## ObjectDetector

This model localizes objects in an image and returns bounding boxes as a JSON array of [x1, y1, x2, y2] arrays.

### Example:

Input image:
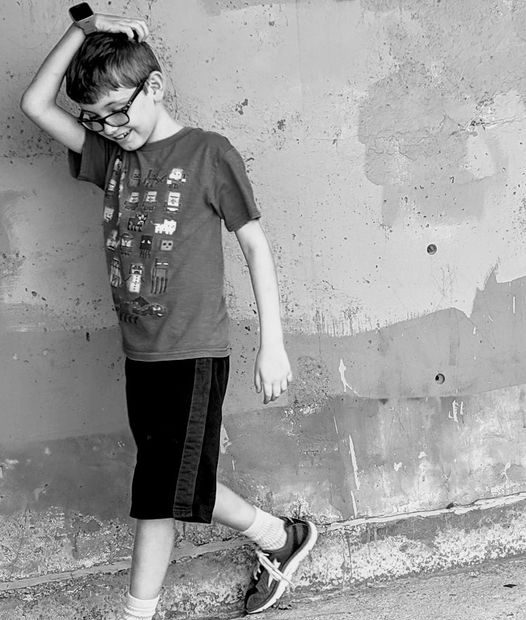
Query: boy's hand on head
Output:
[[254, 345, 293, 405], [90, 14, 149, 41]]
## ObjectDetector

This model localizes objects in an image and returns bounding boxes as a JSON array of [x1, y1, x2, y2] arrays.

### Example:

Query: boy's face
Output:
[[79, 75, 162, 150]]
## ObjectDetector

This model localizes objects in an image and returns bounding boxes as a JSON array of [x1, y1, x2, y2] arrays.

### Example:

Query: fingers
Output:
[[262, 375, 293, 405], [254, 353, 293, 404], [123, 20, 148, 42], [264, 383, 281, 404], [95, 15, 149, 42], [133, 19, 149, 41], [262, 382, 273, 405]]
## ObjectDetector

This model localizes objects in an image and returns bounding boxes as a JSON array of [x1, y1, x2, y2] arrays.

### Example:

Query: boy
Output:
[[20, 6, 317, 620]]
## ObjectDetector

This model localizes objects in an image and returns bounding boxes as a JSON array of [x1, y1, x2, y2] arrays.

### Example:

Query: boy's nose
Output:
[[103, 123, 121, 138]]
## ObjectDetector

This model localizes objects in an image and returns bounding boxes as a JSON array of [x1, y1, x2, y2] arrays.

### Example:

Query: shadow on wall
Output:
[[340, 270, 526, 398]]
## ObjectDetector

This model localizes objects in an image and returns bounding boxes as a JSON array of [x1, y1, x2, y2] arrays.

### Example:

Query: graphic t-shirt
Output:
[[69, 127, 261, 361]]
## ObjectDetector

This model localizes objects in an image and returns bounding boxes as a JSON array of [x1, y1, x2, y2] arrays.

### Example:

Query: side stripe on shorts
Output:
[[172, 358, 213, 518]]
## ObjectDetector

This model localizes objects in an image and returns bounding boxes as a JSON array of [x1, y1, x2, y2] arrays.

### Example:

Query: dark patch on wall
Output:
[[335, 270, 526, 398], [221, 394, 383, 520], [222, 386, 526, 520], [235, 98, 249, 115], [0, 433, 134, 520], [0, 328, 126, 443], [221, 401, 340, 514]]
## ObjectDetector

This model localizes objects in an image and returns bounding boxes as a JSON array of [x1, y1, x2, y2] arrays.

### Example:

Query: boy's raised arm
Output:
[[20, 15, 149, 154], [21, 24, 87, 154]]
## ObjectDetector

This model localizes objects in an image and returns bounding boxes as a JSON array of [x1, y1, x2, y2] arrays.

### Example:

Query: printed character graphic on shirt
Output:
[[143, 190, 158, 213], [151, 258, 169, 295], [103, 200, 115, 223], [127, 263, 144, 294], [164, 191, 181, 216], [118, 296, 167, 323], [110, 256, 123, 288], [167, 167, 186, 186], [129, 168, 141, 187], [106, 157, 122, 194], [106, 229, 119, 251], [140, 235, 153, 258], [128, 212, 147, 232], [119, 232, 134, 255], [107, 177, 117, 194], [154, 219, 177, 235], [124, 191, 140, 210], [159, 238, 174, 252]]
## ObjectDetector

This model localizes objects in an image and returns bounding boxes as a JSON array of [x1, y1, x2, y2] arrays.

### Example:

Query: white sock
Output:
[[241, 507, 287, 551], [122, 592, 160, 620]]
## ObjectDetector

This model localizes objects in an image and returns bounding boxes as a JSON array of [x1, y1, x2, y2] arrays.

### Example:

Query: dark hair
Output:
[[66, 33, 161, 104]]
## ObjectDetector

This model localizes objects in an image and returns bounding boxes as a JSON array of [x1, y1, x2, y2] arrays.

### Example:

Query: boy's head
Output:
[[66, 32, 161, 104], [66, 33, 167, 150]]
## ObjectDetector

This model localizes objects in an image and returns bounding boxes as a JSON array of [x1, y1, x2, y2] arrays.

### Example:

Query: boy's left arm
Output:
[[235, 219, 293, 404]]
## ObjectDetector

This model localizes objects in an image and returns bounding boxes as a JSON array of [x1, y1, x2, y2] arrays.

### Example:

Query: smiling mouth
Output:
[[114, 130, 131, 141]]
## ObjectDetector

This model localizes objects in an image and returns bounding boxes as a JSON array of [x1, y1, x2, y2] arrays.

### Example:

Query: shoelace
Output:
[[254, 549, 293, 585]]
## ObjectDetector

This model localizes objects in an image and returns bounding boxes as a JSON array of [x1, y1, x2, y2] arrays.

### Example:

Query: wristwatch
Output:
[[69, 3, 96, 35]]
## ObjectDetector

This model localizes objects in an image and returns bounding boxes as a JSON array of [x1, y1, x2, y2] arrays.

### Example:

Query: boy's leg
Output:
[[213, 482, 288, 549], [212, 482, 256, 530], [129, 518, 176, 599], [120, 518, 176, 620]]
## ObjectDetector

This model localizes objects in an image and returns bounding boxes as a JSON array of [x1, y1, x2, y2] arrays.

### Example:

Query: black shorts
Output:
[[125, 356, 229, 523]]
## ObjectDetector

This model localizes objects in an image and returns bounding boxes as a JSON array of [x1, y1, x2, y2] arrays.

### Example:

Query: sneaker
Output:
[[244, 517, 318, 614]]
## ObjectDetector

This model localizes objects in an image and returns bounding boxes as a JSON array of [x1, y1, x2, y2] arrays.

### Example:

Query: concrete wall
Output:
[[2, 0, 526, 583]]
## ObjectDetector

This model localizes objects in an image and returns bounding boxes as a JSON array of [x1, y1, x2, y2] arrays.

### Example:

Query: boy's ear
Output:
[[146, 71, 164, 102]]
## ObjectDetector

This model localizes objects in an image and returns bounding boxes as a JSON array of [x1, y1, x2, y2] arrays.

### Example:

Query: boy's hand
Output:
[[90, 14, 149, 41], [254, 345, 293, 405]]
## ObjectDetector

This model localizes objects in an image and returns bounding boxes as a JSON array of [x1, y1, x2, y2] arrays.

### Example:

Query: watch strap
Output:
[[76, 15, 97, 35]]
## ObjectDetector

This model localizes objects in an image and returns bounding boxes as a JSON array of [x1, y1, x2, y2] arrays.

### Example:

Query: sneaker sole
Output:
[[246, 521, 318, 614]]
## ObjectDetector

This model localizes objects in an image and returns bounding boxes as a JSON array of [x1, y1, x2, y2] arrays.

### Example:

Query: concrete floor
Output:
[[219, 554, 526, 620]]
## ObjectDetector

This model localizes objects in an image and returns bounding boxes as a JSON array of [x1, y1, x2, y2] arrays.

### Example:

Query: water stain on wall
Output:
[[358, 63, 498, 227], [337, 269, 526, 398], [0, 191, 26, 280], [358, 0, 526, 228]]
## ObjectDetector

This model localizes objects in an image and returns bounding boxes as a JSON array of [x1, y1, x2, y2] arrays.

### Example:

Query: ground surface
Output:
[[217, 554, 526, 620]]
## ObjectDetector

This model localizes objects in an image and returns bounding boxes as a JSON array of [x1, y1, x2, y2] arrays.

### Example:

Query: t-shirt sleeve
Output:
[[211, 146, 261, 232], [68, 131, 117, 191]]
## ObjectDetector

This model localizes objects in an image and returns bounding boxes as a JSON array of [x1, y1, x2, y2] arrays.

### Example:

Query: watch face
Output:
[[69, 2, 93, 21]]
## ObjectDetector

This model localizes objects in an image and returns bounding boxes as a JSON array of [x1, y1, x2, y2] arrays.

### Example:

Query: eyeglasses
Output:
[[78, 79, 147, 132]]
